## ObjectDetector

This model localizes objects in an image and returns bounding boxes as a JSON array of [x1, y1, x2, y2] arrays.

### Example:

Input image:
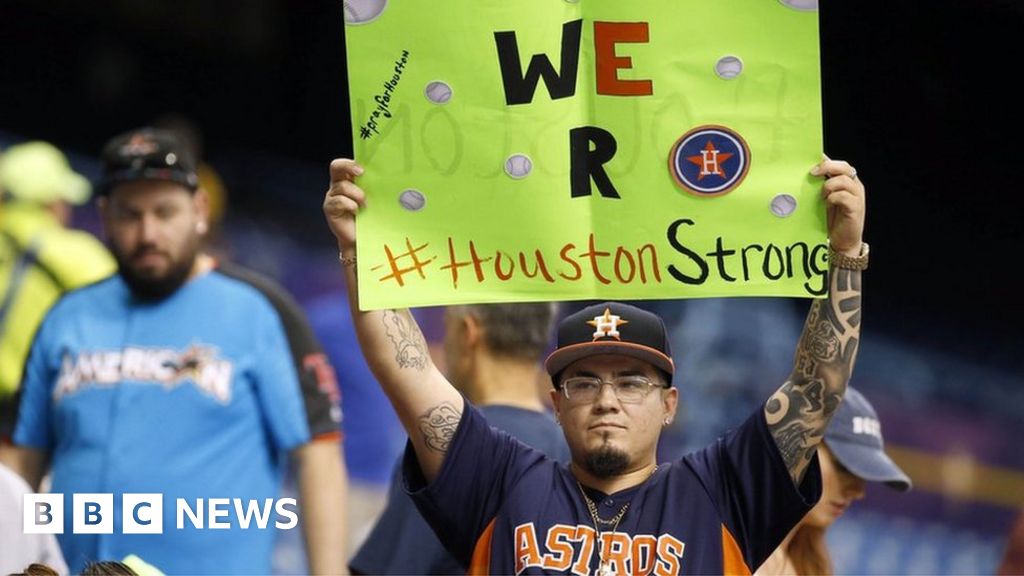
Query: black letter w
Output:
[[494, 19, 583, 106]]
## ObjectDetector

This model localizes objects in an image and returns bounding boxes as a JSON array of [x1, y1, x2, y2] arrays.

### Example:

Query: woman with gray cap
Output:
[[757, 387, 911, 575]]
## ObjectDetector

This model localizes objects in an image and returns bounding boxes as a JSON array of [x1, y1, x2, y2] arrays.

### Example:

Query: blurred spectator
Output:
[[349, 302, 568, 575], [302, 290, 407, 555], [757, 387, 911, 575], [0, 461, 67, 574], [998, 510, 1024, 575], [9, 563, 60, 576], [80, 560, 138, 576], [152, 114, 229, 247], [0, 141, 115, 443], [656, 298, 800, 459], [1, 128, 346, 574]]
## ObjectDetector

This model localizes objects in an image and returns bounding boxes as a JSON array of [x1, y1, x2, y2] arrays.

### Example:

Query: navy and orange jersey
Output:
[[405, 403, 821, 575], [352, 405, 569, 575]]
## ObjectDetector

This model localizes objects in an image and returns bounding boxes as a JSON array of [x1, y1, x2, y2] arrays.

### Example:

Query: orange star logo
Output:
[[119, 134, 158, 157], [686, 140, 733, 180], [587, 308, 628, 340]]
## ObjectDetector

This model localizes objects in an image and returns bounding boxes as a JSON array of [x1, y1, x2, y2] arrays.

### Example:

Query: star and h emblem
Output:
[[687, 140, 733, 180], [588, 308, 628, 340], [668, 125, 750, 197]]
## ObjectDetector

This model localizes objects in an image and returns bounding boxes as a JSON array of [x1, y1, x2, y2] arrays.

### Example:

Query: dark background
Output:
[[1, 0, 1021, 369]]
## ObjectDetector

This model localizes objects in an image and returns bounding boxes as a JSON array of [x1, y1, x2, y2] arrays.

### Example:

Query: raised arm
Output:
[[295, 441, 349, 575], [322, 159, 463, 482], [766, 157, 866, 485]]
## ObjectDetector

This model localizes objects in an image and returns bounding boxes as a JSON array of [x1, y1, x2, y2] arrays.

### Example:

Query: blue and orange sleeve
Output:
[[405, 403, 548, 569], [685, 407, 822, 571]]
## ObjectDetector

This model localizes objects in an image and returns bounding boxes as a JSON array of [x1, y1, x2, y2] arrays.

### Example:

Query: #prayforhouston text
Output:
[[360, 50, 410, 139]]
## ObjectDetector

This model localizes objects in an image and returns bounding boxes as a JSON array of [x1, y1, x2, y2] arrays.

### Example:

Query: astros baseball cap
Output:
[[98, 128, 199, 195], [545, 302, 675, 382], [825, 387, 911, 492], [0, 141, 92, 205]]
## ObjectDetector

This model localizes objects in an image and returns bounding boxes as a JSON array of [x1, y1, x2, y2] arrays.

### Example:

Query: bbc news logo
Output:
[[24, 494, 298, 534]]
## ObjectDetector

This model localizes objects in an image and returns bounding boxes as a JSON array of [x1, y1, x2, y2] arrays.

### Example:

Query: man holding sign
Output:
[[324, 154, 866, 574]]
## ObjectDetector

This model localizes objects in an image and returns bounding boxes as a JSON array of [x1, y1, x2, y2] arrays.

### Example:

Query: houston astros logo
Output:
[[668, 125, 751, 197], [588, 308, 628, 340]]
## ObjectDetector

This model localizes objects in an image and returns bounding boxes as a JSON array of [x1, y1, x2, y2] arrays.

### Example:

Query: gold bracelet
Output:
[[828, 242, 869, 271], [338, 252, 357, 267]]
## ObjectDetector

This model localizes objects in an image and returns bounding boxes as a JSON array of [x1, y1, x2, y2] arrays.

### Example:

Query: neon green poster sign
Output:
[[344, 0, 825, 310]]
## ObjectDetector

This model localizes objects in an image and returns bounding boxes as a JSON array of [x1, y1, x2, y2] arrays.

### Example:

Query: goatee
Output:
[[583, 446, 630, 478]]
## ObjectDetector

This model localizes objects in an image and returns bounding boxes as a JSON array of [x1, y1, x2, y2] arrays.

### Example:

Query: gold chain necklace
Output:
[[575, 466, 658, 576], [578, 483, 631, 526], [577, 483, 627, 576]]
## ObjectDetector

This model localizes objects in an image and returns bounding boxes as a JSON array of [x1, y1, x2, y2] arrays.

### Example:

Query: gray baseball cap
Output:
[[825, 387, 912, 492]]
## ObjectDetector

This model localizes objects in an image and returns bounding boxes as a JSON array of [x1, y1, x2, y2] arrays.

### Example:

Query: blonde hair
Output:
[[787, 523, 832, 576]]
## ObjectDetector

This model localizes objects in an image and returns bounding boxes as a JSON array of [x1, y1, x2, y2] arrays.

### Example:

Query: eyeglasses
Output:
[[559, 375, 668, 405]]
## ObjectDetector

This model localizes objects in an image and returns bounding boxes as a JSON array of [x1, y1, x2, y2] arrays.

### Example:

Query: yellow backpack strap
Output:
[[121, 555, 165, 576]]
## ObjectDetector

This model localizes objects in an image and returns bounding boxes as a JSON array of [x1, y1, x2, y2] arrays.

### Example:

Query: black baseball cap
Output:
[[98, 128, 199, 195], [825, 387, 912, 492], [545, 302, 675, 383]]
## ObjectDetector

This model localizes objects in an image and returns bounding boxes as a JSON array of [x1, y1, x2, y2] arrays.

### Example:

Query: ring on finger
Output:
[[849, 168, 858, 180]]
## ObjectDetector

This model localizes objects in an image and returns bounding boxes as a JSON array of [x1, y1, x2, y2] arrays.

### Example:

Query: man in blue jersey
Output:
[[350, 302, 569, 574], [324, 155, 868, 574], [2, 128, 348, 574]]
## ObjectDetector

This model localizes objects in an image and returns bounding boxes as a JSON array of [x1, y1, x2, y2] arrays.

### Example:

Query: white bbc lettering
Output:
[[234, 498, 273, 529], [23, 494, 297, 533], [23, 494, 63, 534], [122, 494, 163, 534], [175, 498, 299, 530], [73, 493, 113, 534], [208, 498, 232, 529], [275, 499, 299, 529], [177, 498, 204, 529]]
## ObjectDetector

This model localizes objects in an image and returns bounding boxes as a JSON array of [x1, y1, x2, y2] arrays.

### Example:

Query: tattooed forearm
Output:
[[765, 379, 841, 483], [418, 402, 462, 454], [381, 310, 429, 371], [767, 266, 862, 484]]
